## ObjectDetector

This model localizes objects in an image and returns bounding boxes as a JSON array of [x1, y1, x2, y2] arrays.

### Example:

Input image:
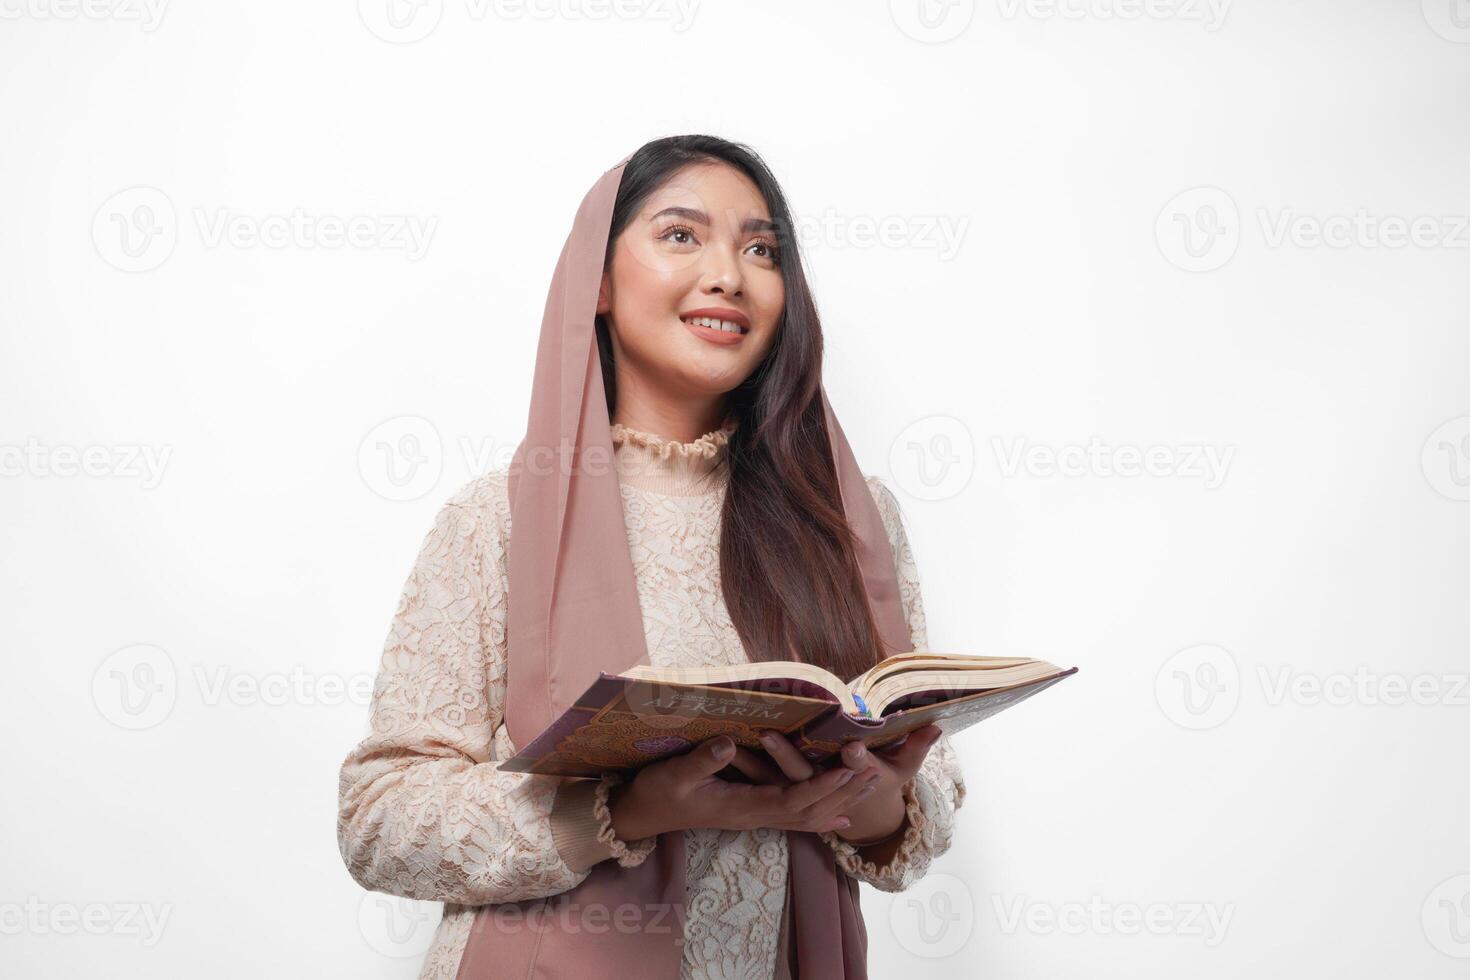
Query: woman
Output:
[[337, 135, 966, 979]]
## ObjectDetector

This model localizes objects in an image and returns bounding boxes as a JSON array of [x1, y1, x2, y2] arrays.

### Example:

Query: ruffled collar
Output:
[[608, 416, 737, 496]]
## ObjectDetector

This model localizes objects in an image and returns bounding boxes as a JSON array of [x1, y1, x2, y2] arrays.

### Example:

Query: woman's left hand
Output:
[[725, 724, 944, 845]]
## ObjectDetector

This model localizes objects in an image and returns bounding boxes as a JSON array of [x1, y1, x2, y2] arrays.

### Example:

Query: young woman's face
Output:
[[597, 161, 785, 402]]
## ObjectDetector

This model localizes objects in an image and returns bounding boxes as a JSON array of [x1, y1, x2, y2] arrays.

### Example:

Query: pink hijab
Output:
[[454, 150, 914, 979]]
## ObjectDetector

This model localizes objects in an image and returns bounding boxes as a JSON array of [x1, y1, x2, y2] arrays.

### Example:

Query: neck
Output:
[[607, 384, 730, 446], [609, 415, 738, 496]]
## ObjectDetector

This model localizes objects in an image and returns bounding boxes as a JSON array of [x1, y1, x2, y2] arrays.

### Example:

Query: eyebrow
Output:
[[648, 206, 777, 235]]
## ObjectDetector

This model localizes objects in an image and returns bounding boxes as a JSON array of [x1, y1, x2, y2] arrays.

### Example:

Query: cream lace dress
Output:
[[337, 418, 967, 980]]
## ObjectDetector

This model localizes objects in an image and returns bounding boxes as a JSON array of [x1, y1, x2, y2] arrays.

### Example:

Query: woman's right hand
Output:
[[607, 735, 881, 840]]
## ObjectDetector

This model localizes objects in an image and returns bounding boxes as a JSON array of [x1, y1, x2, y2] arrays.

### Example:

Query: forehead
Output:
[[639, 162, 771, 225]]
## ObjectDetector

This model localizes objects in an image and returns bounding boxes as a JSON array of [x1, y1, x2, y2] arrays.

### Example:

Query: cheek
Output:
[[756, 282, 785, 332], [612, 264, 684, 332]]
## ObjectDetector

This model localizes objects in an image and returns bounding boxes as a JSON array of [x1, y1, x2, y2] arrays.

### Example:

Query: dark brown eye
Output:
[[658, 224, 698, 246], [749, 239, 779, 260]]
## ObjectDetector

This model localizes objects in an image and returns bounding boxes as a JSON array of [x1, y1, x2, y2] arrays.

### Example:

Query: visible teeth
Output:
[[685, 316, 743, 334]]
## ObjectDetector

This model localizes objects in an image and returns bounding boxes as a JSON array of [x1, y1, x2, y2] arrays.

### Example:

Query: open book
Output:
[[498, 653, 1078, 778]]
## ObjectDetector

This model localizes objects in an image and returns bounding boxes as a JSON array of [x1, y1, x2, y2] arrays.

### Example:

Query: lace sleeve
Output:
[[817, 476, 968, 892], [549, 772, 658, 872], [335, 474, 651, 904]]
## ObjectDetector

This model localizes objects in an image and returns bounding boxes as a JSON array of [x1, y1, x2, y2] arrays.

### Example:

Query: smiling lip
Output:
[[680, 308, 751, 331], [679, 308, 750, 348], [682, 316, 746, 347]]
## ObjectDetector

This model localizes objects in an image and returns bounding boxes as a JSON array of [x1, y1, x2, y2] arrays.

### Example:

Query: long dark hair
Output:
[[595, 135, 891, 682]]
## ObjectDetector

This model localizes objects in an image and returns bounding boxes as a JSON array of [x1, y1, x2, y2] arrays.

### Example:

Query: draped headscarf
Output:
[[454, 150, 914, 979]]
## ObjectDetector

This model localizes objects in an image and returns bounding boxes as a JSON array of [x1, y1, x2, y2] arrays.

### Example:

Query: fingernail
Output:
[[851, 744, 866, 759], [863, 770, 881, 785], [714, 738, 733, 758], [858, 784, 876, 798], [759, 732, 777, 747], [835, 817, 850, 829], [837, 769, 855, 786]]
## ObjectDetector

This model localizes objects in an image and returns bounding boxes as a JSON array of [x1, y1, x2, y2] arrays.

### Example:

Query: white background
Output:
[[3, 0, 1468, 976]]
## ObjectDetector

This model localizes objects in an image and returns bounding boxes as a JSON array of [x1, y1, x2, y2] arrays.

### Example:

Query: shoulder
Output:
[[860, 472, 907, 542], [861, 472, 899, 512], [430, 467, 513, 553], [442, 466, 512, 513]]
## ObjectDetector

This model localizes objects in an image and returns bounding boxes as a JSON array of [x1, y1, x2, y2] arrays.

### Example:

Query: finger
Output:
[[837, 739, 876, 772], [870, 723, 938, 757], [759, 731, 817, 782], [675, 735, 737, 781], [838, 741, 901, 786], [804, 766, 883, 826], [778, 763, 860, 813], [877, 725, 942, 776], [725, 745, 789, 785]]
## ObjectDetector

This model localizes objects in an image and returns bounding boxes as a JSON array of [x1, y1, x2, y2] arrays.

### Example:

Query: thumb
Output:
[[677, 735, 736, 780], [884, 725, 942, 775]]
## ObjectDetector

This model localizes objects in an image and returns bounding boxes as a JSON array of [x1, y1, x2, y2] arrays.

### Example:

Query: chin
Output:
[[675, 362, 750, 394]]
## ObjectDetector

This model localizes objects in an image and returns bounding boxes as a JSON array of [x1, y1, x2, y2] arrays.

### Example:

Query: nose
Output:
[[697, 242, 743, 296]]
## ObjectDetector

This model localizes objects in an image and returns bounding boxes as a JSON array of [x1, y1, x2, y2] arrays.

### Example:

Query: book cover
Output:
[[497, 667, 1078, 777]]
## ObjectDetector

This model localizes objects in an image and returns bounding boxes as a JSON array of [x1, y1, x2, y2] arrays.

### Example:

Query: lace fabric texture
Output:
[[336, 425, 966, 980]]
